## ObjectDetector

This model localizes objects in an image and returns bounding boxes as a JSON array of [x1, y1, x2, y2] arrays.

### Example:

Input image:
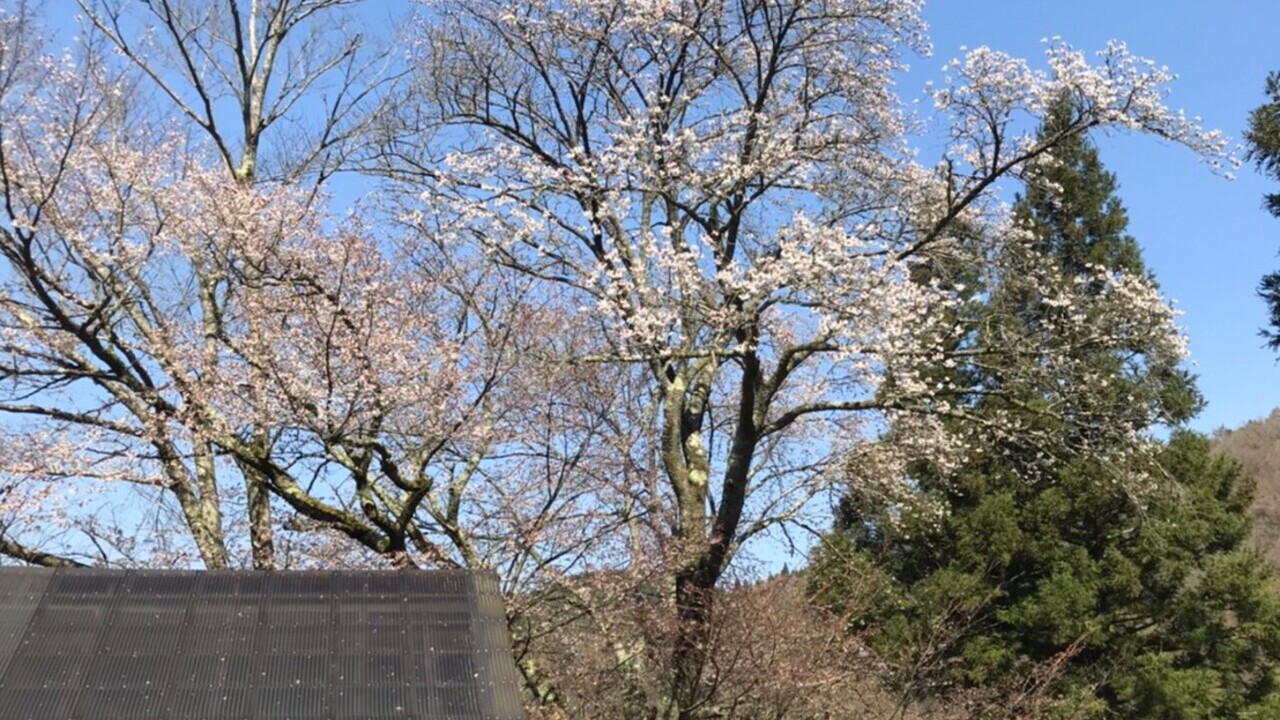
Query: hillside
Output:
[[1214, 409, 1280, 565]]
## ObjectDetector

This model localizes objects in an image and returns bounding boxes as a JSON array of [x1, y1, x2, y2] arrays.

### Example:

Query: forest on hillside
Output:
[[2, 1, 1280, 718], [1215, 411, 1280, 567]]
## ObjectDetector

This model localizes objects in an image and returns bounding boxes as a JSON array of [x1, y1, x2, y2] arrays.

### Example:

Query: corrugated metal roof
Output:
[[0, 568, 524, 720]]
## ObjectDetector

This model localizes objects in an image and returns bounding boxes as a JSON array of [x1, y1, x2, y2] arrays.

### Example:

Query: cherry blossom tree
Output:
[[69, 0, 416, 566], [401, 0, 1230, 715], [0, 1, 590, 578], [0, 12, 650, 720], [0, 47, 649, 720]]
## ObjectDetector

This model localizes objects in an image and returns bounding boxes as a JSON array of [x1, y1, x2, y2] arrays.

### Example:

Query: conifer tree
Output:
[[1248, 72, 1280, 348], [811, 97, 1280, 720]]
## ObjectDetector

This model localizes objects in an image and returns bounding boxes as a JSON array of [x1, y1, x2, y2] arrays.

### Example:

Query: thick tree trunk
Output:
[[669, 568, 714, 720], [666, 354, 763, 719]]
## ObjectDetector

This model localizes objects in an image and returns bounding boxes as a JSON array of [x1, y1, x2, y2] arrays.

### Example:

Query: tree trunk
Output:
[[666, 355, 763, 719], [245, 472, 276, 570]]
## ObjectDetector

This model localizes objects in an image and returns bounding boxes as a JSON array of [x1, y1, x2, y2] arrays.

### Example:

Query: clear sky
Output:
[[919, 1, 1280, 433]]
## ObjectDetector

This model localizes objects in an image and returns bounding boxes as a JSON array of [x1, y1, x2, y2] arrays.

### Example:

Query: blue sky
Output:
[[920, 1, 1280, 433]]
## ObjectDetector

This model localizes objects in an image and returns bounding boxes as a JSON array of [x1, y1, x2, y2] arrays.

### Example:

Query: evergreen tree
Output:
[[1013, 107, 1144, 278], [1247, 72, 1280, 348], [992, 97, 1201, 435], [810, 98, 1280, 720]]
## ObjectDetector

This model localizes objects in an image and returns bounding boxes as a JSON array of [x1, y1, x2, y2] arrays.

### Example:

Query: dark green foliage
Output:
[[1247, 72, 1280, 349], [997, 96, 1201, 429], [811, 99, 1280, 719], [1013, 100, 1145, 279], [814, 433, 1280, 718], [1247, 72, 1280, 220]]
